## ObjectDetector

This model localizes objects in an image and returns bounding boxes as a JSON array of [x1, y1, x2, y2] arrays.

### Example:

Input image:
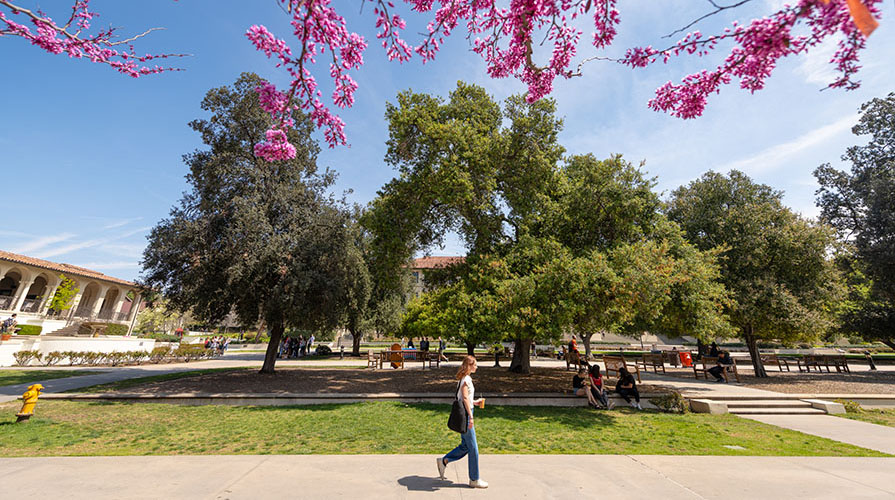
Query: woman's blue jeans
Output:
[[443, 425, 479, 481]]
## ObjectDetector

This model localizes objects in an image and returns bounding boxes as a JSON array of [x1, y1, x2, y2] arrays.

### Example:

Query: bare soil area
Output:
[[102, 366, 669, 395], [737, 369, 895, 394]]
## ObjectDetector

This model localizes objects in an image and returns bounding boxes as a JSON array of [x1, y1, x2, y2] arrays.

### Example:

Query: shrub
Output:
[[42, 351, 64, 366], [105, 324, 128, 336], [16, 325, 42, 336], [13, 350, 41, 366], [82, 352, 102, 365], [650, 391, 690, 414], [173, 345, 206, 362], [105, 351, 127, 366], [149, 346, 171, 363], [835, 399, 863, 414], [62, 351, 82, 365]]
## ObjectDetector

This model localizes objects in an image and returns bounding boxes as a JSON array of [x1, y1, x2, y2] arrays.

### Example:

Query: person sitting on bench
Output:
[[588, 365, 614, 409], [708, 350, 733, 383], [615, 367, 642, 410], [572, 368, 601, 409]]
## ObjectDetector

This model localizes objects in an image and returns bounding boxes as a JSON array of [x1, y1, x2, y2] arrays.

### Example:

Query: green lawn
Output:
[[0, 400, 887, 457], [67, 368, 252, 393], [0, 370, 101, 387], [839, 409, 895, 428]]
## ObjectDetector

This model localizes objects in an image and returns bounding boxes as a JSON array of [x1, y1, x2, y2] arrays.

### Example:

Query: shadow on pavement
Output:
[[397, 475, 467, 492]]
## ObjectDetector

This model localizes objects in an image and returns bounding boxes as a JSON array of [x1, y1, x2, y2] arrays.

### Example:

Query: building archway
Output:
[[0, 270, 23, 310], [75, 282, 101, 318], [98, 287, 120, 319], [21, 274, 50, 313]]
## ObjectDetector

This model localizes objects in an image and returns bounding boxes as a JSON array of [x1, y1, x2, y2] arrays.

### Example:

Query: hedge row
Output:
[[12, 345, 219, 367]]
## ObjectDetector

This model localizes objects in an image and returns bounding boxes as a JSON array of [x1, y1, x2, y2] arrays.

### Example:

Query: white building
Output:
[[408, 256, 465, 299], [0, 250, 142, 335]]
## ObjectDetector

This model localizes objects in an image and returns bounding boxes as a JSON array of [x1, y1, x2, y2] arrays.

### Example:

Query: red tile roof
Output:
[[410, 256, 465, 269], [0, 250, 136, 287]]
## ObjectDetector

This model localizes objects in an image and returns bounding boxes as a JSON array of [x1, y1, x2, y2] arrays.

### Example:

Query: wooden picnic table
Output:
[[377, 350, 441, 369]]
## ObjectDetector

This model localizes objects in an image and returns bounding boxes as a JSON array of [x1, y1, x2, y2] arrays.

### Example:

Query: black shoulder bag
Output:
[[447, 380, 467, 433]]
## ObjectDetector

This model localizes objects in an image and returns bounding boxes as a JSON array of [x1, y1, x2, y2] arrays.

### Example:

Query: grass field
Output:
[[839, 409, 895, 428], [66, 368, 252, 393], [0, 370, 101, 387], [0, 400, 887, 457]]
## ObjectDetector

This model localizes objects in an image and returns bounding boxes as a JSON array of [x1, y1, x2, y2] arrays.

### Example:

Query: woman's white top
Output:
[[457, 375, 475, 414]]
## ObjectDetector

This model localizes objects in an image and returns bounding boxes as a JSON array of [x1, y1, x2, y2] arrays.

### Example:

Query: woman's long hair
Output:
[[456, 355, 477, 380]]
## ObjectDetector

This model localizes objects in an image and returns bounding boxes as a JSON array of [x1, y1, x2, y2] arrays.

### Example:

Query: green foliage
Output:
[[48, 275, 78, 312], [138, 333, 180, 342], [835, 399, 864, 414], [815, 92, 895, 350], [14, 350, 40, 366], [105, 324, 128, 336], [650, 391, 690, 414], [142, 73, 369, 373], [16, 325, 42, 336], [667, 170, 844, 375], [149, 346, 172, 363], [135, 300, 191, 336], [42, 351, 64, 366]]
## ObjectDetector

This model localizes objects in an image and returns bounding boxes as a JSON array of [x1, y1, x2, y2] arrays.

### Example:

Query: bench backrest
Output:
[[644, 353, 664, 365], [603, 355, 626, 374], [760, 353, 779, 362]]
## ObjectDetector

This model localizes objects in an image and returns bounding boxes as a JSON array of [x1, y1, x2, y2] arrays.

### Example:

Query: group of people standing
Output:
[[277, 334, 315, 358], [202, 336, 230, 355]]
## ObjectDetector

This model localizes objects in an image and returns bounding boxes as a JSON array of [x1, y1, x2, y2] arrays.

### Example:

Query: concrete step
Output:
[[726, 400, 813, 409], [728, 407, 827, 415]]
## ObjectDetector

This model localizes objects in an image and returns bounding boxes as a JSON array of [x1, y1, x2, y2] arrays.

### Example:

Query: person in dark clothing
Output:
[[708, 342, 721, 358], [615, 367, 642, 410], [408, 338, 415, 349], [708, 350, 734, 383], [588, 365, 613, 409], [421, 337, 430, 351]]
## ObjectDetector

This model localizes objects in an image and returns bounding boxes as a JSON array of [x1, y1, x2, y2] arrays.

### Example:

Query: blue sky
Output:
[[1, 0, 893, 282]]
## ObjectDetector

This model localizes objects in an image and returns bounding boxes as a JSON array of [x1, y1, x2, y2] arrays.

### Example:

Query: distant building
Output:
[[0, 250, 142, 335], [408, 256, 465, 299]]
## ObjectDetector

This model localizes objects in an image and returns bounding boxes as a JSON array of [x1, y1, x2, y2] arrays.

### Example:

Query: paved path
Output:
[[743, 414, 895, 455], [2, 455, 893, 499]]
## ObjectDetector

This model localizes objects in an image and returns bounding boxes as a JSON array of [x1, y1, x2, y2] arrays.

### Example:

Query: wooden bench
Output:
[[693, 356, 741, 383], [821, 354, 850, 373], [637, 353, 666, 374], [664, 351, 682, 367], [797, 355, 825, 373], [760, 353, 791, 372], [565, 350, 586, 371], [367, 350, 378, 369], [425, 350, 441, 369], [602, 355, 641, 383]]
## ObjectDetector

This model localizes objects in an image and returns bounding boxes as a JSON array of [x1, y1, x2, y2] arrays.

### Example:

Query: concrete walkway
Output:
[[1, 455, 893, 499], [743, 414, 895, 455]]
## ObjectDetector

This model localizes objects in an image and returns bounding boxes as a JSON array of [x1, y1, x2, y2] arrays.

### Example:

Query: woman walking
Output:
[[437, 356, 488, 488]]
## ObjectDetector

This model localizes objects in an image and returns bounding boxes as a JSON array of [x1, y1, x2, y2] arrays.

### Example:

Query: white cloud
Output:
[[795, 38, 839, 87], [10, 233, 74, 254], [77, 261, 141, 270], [102, 217, 143, 230], [718, 113, 857, 175]]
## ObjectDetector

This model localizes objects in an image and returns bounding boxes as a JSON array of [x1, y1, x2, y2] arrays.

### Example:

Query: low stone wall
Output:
[[0, 336, 156, 367]]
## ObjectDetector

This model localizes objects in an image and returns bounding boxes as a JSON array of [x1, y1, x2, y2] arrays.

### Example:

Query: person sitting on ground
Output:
[[572, 368, 601, 409], [589, 365, 614, 409], [615, 367, 642, 410], [708, 350, 734, 383]]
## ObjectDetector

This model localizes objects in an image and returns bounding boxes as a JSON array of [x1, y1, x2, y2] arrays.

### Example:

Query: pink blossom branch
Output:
[[0, 0, 186, 78]]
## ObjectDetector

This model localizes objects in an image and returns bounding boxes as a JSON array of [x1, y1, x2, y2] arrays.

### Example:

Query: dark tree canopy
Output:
[[815, 92, 895, 349], [141, 73, 365, 372], [668, 170, 844, 376]]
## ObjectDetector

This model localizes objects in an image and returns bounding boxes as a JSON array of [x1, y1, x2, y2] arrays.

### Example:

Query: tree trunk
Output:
[[465, 341, 476, 356], [508, 338, 531, 374], [253, 320, 265, 343], [582, 332, 593, 360], [260, 319, 284, 374], [351, 328, 362, 356], [696, 338, 706, 359], [881, 340, 895, 351], [743, 325, 767, 378]]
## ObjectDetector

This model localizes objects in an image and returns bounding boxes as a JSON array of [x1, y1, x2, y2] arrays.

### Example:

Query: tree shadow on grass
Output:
[[397, 475, 467, 492]]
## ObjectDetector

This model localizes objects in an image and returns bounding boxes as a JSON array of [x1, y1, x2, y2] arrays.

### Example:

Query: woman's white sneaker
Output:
[[436, 457, 447, 479], [469, 479, 489, 489]]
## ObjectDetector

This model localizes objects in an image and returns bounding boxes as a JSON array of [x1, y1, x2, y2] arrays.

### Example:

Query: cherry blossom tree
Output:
[[3, 1, 883, 161]]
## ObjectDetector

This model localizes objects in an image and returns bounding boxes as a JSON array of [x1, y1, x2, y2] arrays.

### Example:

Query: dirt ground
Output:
[[104, 366, 668, 395], [654, 364, 895, 394]]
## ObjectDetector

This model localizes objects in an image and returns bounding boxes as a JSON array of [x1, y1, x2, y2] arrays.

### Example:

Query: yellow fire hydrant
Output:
[[16, 383, 43, 423]]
